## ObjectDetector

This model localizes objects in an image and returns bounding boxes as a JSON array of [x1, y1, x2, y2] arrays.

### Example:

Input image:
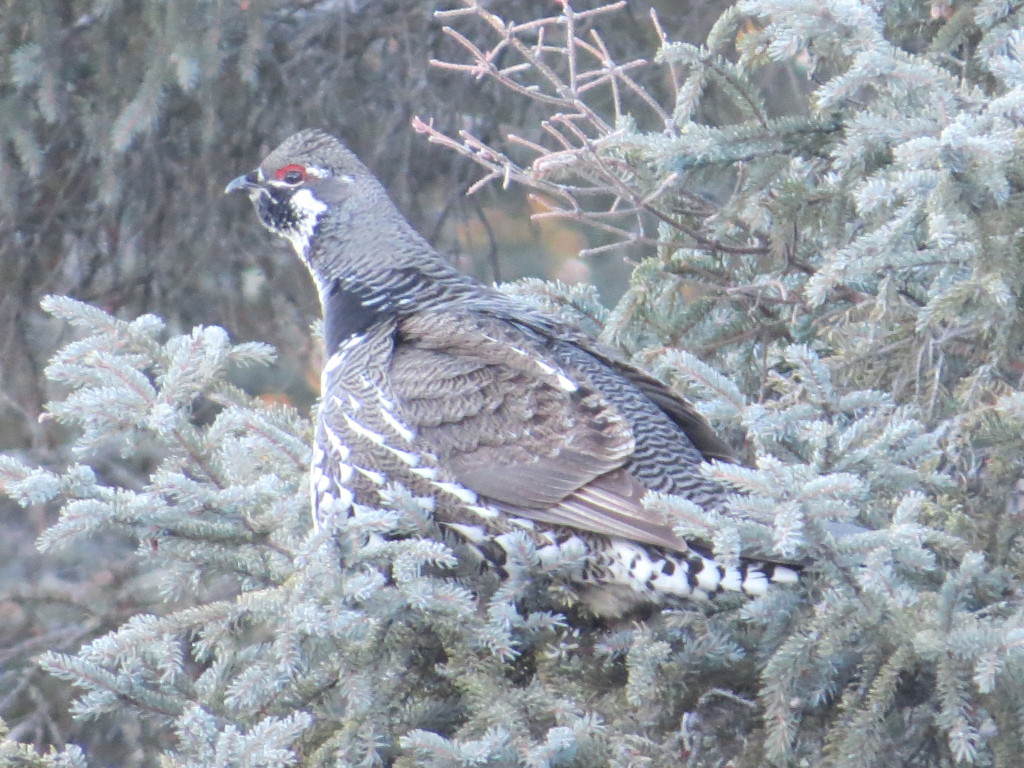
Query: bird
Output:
[[226, 129, 798, 617]]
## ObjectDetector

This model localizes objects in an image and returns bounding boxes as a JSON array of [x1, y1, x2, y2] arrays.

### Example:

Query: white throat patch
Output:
[[284, 187, 328, 259]]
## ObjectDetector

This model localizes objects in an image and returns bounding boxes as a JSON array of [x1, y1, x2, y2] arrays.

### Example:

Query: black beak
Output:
[[225, 172, 260, 194]]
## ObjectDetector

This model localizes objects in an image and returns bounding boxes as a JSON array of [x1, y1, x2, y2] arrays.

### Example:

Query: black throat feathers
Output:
[[322, 268, 433, 355], [322, 278, 391, 355]]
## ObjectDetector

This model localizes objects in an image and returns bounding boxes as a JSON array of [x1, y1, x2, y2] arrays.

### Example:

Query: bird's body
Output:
[[227, 129, 798, 616]]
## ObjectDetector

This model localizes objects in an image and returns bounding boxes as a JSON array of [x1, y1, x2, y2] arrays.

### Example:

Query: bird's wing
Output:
[[599, 355, 738, 464], [390, 311, 712, 550], [521, 321, 739, 466]]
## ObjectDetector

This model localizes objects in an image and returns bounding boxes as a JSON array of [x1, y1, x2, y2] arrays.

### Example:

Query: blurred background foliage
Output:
[[0, 0, 733, 758]]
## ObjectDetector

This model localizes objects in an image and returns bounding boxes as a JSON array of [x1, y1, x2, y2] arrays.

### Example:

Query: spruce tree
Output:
[[4, 1, 1024, 767]]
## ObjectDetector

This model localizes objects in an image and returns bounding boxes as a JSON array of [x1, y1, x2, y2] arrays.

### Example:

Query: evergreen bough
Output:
[[5, 1, 1024, 766]]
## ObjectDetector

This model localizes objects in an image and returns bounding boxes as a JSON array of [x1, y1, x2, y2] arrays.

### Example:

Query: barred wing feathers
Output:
[[390, 310, 714, 551]]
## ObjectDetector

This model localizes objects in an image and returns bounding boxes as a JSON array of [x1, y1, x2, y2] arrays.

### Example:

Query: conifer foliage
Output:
[[4, 1, 1024, 767]]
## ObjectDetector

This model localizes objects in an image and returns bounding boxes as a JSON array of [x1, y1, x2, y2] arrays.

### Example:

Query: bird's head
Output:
[[228, 129, 479, 318], [225, 129, 375, 262]]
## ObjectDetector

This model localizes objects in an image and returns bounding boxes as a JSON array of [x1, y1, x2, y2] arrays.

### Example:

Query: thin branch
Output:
[[425, 0, 775, 260]]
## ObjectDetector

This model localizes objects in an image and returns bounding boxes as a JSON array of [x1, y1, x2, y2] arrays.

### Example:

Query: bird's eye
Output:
[[274, 164, 307, 184]]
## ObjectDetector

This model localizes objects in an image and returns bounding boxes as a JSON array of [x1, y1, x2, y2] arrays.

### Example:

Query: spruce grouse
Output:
[[226, 129, 798, 617]]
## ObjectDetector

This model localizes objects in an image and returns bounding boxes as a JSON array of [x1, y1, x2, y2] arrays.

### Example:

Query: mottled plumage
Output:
[[226, 129, 798, 616]]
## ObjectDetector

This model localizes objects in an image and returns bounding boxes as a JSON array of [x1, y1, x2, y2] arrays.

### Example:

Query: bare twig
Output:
[[423, 0, 776, 263]]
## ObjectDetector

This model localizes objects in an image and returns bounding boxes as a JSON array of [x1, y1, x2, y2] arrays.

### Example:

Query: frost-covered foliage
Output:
[[5, 0, 1024, 766], [0, 718, 86, 768]]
